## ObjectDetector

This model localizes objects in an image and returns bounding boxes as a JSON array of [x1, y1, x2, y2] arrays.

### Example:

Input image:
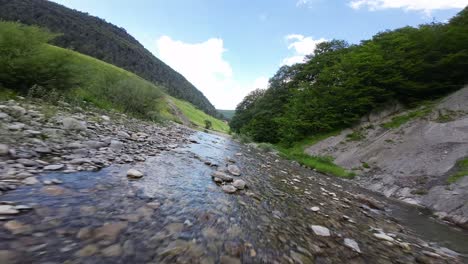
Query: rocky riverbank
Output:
[[0, 98, 466, 263], [306, 86, 468, 229], [0, 98, 193, 196]]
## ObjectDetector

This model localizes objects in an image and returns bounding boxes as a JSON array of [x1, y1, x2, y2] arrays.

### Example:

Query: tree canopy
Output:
[[231, 7, 468, 144]]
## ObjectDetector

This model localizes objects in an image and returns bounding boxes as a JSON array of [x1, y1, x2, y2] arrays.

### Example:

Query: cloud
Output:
[[282, 34, 327, 66], [296, 0, 321, 8], [349, 0, 468, 13], [155, 36, 267, 109]]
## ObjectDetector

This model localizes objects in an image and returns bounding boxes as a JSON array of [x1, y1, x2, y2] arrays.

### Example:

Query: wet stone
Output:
[[311, 225, 331, 237], [222, 185, 237, 194], [227, 165, 241, 176], [4, 220, 32, 234], [344, 238, 361, 253], [127, 169, 143, 179], [75, 244, 98, 257], [0, 205, 19, 215], [232, 179, 246, 190], [101, 244, 122, 257]]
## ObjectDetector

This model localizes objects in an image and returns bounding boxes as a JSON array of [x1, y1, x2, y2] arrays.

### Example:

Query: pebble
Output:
[[310, 225, 331, 237], [222, 185, 237, 194], [127, 169, 144, 179], [374, 232, 395, 242], [227, 165, 241, 176], [22, 177, 39, 185], [0, 205, 19, 215], [0, 144, 9, 156], [44, 164, 64, 171], [344, 238, 361, 253], [232, 179, 246, 190], [310, 206, 320, 212]]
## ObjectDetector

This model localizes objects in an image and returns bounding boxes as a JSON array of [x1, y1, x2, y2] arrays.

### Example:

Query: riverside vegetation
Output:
[[0, 21, 228, 133], [230, 7, 468, 176]]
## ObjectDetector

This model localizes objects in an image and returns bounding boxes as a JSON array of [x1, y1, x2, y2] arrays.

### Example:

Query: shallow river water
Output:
[[0, 132, 467, 263]]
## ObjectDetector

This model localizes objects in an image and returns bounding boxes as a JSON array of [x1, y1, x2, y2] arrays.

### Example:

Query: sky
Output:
[[50, 0, 467, 109]]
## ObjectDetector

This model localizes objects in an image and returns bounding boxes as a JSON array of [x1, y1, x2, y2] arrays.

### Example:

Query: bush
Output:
[[204, 119, 212, 130], [0, 22, 75, 93]]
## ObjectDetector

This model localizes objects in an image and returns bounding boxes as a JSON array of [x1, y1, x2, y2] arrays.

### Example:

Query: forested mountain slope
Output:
[[231, 7, 468, 144], [0, 0, 220, 117]]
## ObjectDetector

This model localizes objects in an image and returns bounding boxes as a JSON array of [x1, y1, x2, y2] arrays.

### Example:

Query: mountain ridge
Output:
[[0, 0, 220, 118]]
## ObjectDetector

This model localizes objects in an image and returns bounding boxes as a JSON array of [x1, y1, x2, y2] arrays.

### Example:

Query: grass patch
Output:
[[382, 103, 433, 129], [0, 87, 17, 100], [447, 158, 468, 184], [257, 142, 275, 153], [275, 132, 355, 179], [171, 97, 229, 133], [346, 130, 365, 141], [362, 162, 370, 169]]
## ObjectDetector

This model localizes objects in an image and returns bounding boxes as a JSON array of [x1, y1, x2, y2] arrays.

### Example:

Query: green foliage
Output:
[[346, 130, 365, 141], [256, 142, 275, 153], [217, 109, 235, 120], [0, 0, 220, 118], [362, 162, 370, 169], [171, 98, 229, 133], [382, 104, 433, 128], [231, 8, 468, 146], [0, 22, 76, 93], [447, 158, 468, 184], [204, 120, 212, 130], [274, 132, 355, 178]]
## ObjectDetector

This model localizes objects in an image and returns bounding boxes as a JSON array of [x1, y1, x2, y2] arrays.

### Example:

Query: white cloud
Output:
[[296, 0, 321, 8], [155, 36, 267, 109], [349, 0, 468, 13], [282, 34, 327, 66]]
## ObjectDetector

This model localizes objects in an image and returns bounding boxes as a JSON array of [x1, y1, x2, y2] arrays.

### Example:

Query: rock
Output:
[[41, 186, 67, 196], [0, 250, 17, 264], [127, 169, 144, 179], [232, 179, 246, 190], [227, 165, 241, 176], [219, 255, 241, 264], [22, 177, 39, 185], [211, 171, 233, 182], [0, 205, 19, 215], [34, 147, 51, 154], [222, 185, 237, 194], [0, 144, 9, 156], [83, 140, 108, 149], [344, 238, 361, 253], [44, 164, 64, 171], [75, 244, 98, 257], [62, 117, 87, 131], [16, 158, 37, 167], [14, 205, 33, 211], [356, 194, 385, 210], [374, 232, 394, 242], [101, 115, 111, 121], [310, 206, 320, 212], [94, 222, 127, 242], [8, 105, 26, 117], [110, 140, 124, 151], [310, 225, 330, 237], [4, 220, 32, 234], [117, 131, 130, 138], [101, 244, 122, 257]]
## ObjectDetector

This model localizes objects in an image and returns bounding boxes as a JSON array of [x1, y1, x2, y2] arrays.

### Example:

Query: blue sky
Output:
[[50, 0, 466, 109]]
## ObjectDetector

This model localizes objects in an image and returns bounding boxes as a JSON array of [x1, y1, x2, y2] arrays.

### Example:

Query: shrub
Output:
[[204, 119, 212, 130], [0, 22, 75, 93]]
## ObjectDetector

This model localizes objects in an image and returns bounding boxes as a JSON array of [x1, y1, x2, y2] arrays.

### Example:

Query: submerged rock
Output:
[[227, 165, 241, 176], [127, 169, 144, 179], [222, 185, 237, 194]]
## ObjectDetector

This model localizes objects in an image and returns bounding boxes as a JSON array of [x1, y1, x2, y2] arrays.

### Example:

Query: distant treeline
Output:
[[231, 7, 468, 144], [0, 0, 221, 118]]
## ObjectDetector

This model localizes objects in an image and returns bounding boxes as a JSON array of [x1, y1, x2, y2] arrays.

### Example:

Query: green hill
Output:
[[0, 0, 220, 118], [0, 21, 228, 133], [217, 110, 236, 120]]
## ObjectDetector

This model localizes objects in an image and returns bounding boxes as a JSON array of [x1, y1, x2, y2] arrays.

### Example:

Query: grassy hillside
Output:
[[0, 0, 220, 117], [172, 98, 229, 133], [0, 21, 228, 130], [217, 109, 236, 120]]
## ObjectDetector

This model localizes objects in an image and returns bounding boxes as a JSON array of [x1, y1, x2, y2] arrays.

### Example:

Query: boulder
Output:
[[232, 179, 246, 190], [62, 117, 87, 131], [227, 165, 241, 176]]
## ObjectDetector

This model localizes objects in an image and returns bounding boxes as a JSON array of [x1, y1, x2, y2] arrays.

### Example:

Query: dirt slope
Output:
[[306, 86, 468, 228]]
